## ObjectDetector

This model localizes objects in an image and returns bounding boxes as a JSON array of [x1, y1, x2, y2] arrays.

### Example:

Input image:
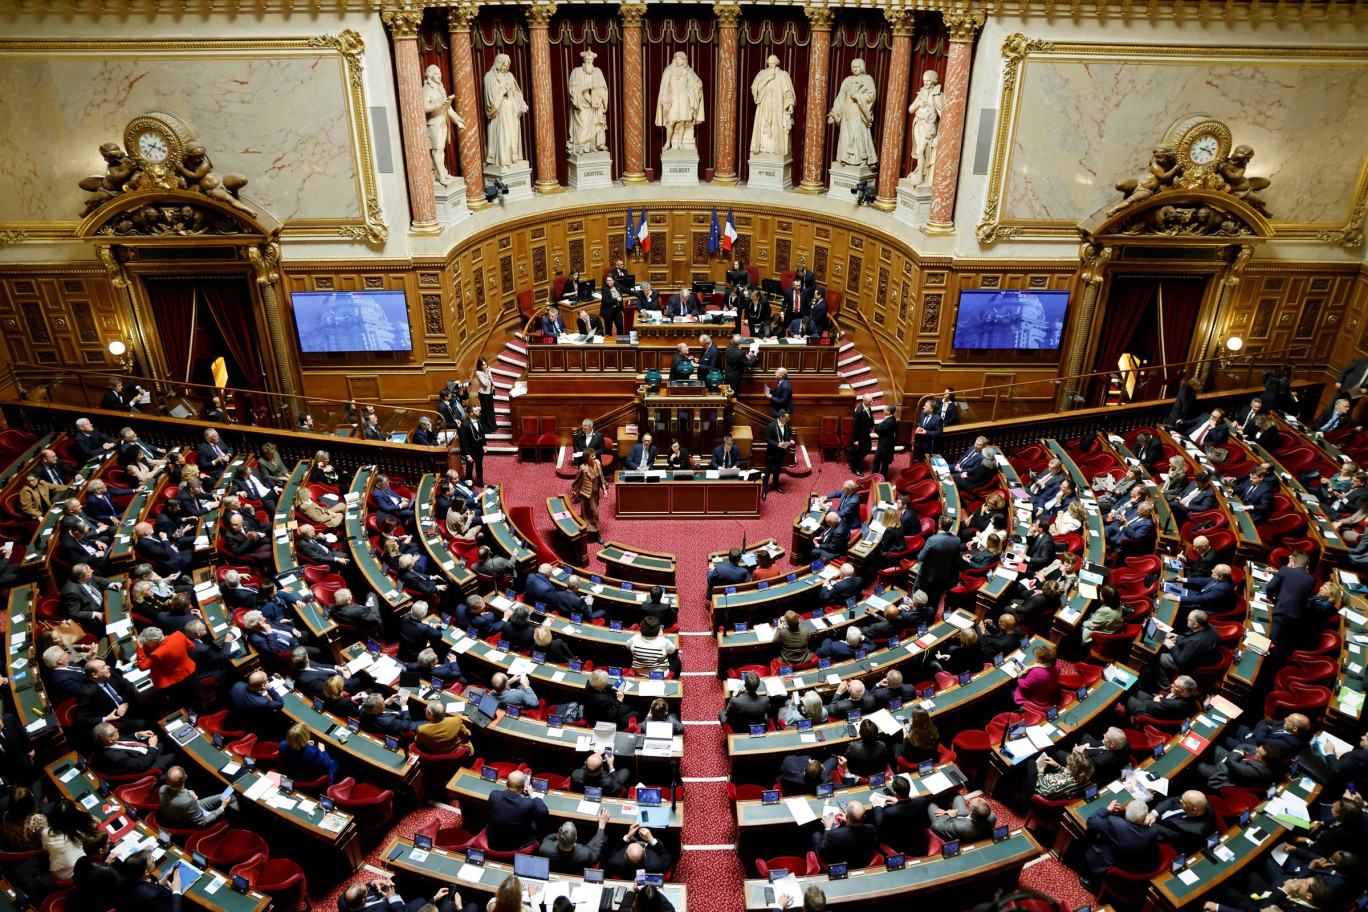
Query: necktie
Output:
[[48, 467, 61, 484], [83, 583, 100, 604], [101, 682, 119, 705], [1194, 423, 1210, 445]]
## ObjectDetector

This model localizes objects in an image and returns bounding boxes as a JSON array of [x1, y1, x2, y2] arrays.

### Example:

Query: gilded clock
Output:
[[122, 111, 196, 171], [1164, 114, 1233, 171]]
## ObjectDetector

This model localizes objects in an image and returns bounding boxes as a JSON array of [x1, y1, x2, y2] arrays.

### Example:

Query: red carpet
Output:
[[313, 451, 1095, 911]]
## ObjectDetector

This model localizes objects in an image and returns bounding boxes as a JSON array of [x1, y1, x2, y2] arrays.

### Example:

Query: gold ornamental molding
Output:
[[976, 35, 1368, 247], [0, 32, 387, 247]]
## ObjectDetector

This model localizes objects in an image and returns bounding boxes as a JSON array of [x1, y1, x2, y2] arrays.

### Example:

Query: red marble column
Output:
[[872, 10, 915, 211], [527, 2, 562, 193], [447, 4, 488, 210], [712, 3, 742, 185], [796, 5, 834, 194], [925, 12, 983, 233], [620, 3, 648, 185], [383, 9, 438, 231]]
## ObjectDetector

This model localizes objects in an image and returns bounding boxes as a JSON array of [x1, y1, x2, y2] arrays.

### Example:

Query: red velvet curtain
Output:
[[1155, 276, 1208, 385], [198, 278, 265, 390], [141, 278, 197, 384], [1088, 276, 1157, 408]]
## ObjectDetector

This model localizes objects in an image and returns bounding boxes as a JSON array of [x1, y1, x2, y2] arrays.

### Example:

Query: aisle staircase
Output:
[[836, 338, 889, 411]]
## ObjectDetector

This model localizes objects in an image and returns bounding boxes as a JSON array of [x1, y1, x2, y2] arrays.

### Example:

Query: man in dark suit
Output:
[[370, 475, 415, 526], [362, 415, 385, 441], [1175, 564, 1236, 617], [1023, 519, 1058, 576], [537, 813, 610, 874], [454, 595, 509, 636], [523, 564, 556, 608], [767, 368, 793, 417], [1133, 432, 1164, 473], [541, 305, 567, 336], [826, 679, 878, 719], [1168, 471, 1217, 524], [174, 477, 216, 518], [72, 418, 116, 462], [809, 291, 829, 336], [697, 333, 720, 377], [1221, 713, 1312, 756], [90, 723, 175, 777], [1153, 791, 1218, 855], [723, 334, 758, 394], [603, 826, 673, 880], [0, 713, 40, 803], [231, 463, 279, 515], [928, 795, 996, 842], [74, 659, 148, 739], [872, 404, 898, 478], [718, 671, 771, 729], [195, 428, 233, 482], [708, 548, 751, 588], [1125, 675, 1198, 722], [1154, 609, 1220, 689], [872, 776, 929, 855], [133, 522, 192, 573], [913, 401, 941, 458], [1181, 409, 1230, 448], [1233, 466, 1276, 524], [869, 667, 918, 706], [780, 279, 804, 327], [572, 420, 606, 466], [61, 563, 120, 634], [809, 512, 849, 562], [625, 434, 656, 471], [762, 411, 794, 500], [848, 395, 874, 475], [710, 434, 742, 469], [569, 751, 632, 797], [665, 288, 699, 319], [1267, 550, 1319, 659], [1107, 501, 1156, 550], [42, 650, 89, 704], [1199, 742, 1284, 791], [436, 388, 461, 433], [915, 514, 964, 607], [777, 755, 848, 795], [818, 563, 863, 609], [292, 649, 361, 698], [1316, 397, 1355, 435], [100, 378, 139, 413], [228, 671, 285, 732], [397, 601, 449, 662], [487, 770, 548, 851], [112, 850, 184, 912], [1327, 471, 1368, 519], [296, 525, 350, 568], [458, 407, 486, 487], [815, 627, 864, 662], [358, 692, 421, 738], [1082, 801, 1160, 891], [811, 801, 877, 867], [1233, 397, 1265, 436], [59, 520, 110, 573], [1181, 536, 1219, 582], [1043, 727, 1130, 787], [35, 448, 75, 487], [635, 282, 661, 312]]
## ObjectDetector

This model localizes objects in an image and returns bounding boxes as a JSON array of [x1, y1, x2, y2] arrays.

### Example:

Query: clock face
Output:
[[1189, 133, 1220, 165], [137, 130, 169, 163]]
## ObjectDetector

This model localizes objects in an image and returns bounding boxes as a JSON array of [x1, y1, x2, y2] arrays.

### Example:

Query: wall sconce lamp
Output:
[[107, 340, 132, 372], [1225, 336, 1244, 352]]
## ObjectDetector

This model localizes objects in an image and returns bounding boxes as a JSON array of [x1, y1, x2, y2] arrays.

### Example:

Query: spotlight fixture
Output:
[[483, 178, 509, 203], [850, 179, 878, 206]]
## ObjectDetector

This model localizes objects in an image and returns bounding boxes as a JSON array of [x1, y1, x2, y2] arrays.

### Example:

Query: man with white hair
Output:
[[810, 511, 849, 562], [42, 646, 88, 703], [818, 562, 862, 609], [218, 568, 257, 610], [60, 562, 121, 634], [524, 563, 556, 607], [849, 394, 875, 476], [536, 809, 611, 873], [572, 420, 606, 467], [1081, 798, 1160, 891], [196, 428, 233, 482], [329, 587, 381, 634], [72, 417, 116, 462]]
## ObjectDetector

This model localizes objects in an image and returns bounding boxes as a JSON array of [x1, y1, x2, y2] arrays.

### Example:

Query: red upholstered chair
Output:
[[410, 744, 472, 797], [819, 417, 842, 463], [327, 777, 395, 841], [231, 853, 307, 912], [38, 889, 72, 912], [518, 289, 536, 320], [537, 417, 559, 461], [1024, 794, 1074, 839], [553, 274, 570, 300], [146, 810, 200, 843], [517, 417, 542, 462], [825, 289, 842, 320], [112, 775, 162, 816], [414, 820, 476, 851], [1273, 657, 1336, 690], [1264, 681, 1332, 721], [755, 854, 820, 878], [1097, 844, 1177, 912], [949, 730, 992, 788], [728, 783, 768, 801], [468, 828, 537, 860], [226, 734, 280, 768], [185, 823, 268, 869]]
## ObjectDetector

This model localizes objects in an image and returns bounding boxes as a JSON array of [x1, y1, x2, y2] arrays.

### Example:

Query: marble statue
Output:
[[567, 50, 609, 154], [483, 53, 528, 168], [78, 143, 137, 216], [423, 64, 465, 186], [655, 50, 705, 152], [907, 70, 944, 184], [828, 58, 878, 167], [749, 55, 796, 156], [177, 144, 253, 214]]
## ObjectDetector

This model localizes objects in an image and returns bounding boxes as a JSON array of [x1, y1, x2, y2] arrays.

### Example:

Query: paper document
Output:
[[785, 797, 817, 826]]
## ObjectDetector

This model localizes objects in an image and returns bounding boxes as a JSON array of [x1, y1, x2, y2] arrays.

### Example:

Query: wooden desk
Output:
[[479, 486, 537, 574], [1042, 440, 1107, 642], [545, 564, 678, 621], [546, 495, 587, 565], [271, 461, 309, 574], [4, 585, 62, 749], [415, 474, 478, 598], [447, 766, 683, 831], [107, 465, 168, 563], [0, 433, 52, 490], [613, 474, 762, 520], [1097, 434, 1181, 551], [596, 541, 676, 586], [160, 711, 362, 869], [1327, 584, 1367, 739], [279, 690, 423, 798], [733, 763, 962, 838], [381, 835, 689, 908], [45, 754, 272, 912], [1220, 564, 1272, 703], [1242, 436, 1348, 567], [346, 466, 409, 613], [1155, 428, 1262, 559], [741, 831, 1042, 909]]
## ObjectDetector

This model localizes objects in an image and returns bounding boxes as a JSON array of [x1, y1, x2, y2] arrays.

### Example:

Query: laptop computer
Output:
[[466, 692, 502, 729], [513, 853, 550, 883]]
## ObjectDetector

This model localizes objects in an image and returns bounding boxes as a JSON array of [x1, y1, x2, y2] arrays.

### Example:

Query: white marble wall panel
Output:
[[1003, 57, 1368, 227], [0, 51, 360, 224]]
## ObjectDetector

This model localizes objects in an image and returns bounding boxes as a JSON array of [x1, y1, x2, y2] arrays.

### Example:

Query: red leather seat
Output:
[[517, 417, 541, 462], [185, 822, 268, 869], [327, 777, 394, 840], [537, 417, 558, 461], [1097, 845, 1177, 912], [112, 775, 161, 815], [413, 820, 476, 851], [231, 853, 307, 911]]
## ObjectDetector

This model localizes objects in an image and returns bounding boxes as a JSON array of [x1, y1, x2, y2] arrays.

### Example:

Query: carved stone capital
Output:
[[944, 12, 985, 42], [619, 2, 648, 27], [382, 8, 424, 40], [447, 2, 479, 31], [713, 3, 742, 28], [883, 7, 917, 36], [1079, 242, 1112, 285], [804, 4, 834, 30], [524, 2, 557, 28]]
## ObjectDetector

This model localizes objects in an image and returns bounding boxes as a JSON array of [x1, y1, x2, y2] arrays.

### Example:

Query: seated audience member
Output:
[[90, 722, 175, 777], [584, 669, 638, 731], [1081, 800, 1159, 892], [873, 776, 930, 856], [930, 627, 983, 677], [359, 693, 421, 739], [811, 800, 878, 867], [817, 562, 863, 609], [809, 512, 849, 562], [645, 698, 684, 735], [980, 613, 1022, 659], [409, 647, 463, 690], [228, 670, 285, 732], [414, 702, 471, 756], [774, 611, 813, 666], [453, 594, 507, 639], [1082, 585, 1125, 646], [815, 626, 864, 662], [1153, 609, 1220, 689], [844, 719, 889, 779], [826, 679, 877, 720], [1152, 790, 1218, 855], [1031, 752, 1095, 802], [532, 625, 579, 665], [468, 672, 539, 711], [1125, 674, 1199, 723], [928, 795, 997, 842], [158, 765, 236, 829], [569, 750, 632, 797], [1174, 564, 1237, 617], [487, 771, 548, 852], [718, 671, 770, 730], [536, 813, 610, 874], [603, 826, 673, 880], [1198, 742, 1285, 790], [1013, 643, 1060, 711], [779, 691, 828, 730], [398, 600, 449, 662], [1221, 712, 1312, 756], [708, 548, 751, 587], [870, 669, 916, 709], [278, 721, 340, 783]]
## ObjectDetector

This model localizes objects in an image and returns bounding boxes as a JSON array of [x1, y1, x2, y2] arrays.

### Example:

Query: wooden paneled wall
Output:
[[0, 268, 132, 371]]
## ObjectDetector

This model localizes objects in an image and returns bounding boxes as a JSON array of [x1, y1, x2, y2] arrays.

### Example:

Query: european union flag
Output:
[[708, 206, 720, 254]]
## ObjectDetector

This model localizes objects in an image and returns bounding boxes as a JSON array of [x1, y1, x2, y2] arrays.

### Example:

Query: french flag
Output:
[[722, 209, 738, 252], [636, 210, 651, 254]]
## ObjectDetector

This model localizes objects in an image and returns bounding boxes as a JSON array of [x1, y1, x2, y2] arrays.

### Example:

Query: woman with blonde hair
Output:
[[294, 486, 345, 529], [873, 506, 907, 564], [779, 690, 827, 729], [308, 450, 340, 488], [1050, 499, 1087, 536], [967, 533, 1002, 569], [489, 875, 522, 912]]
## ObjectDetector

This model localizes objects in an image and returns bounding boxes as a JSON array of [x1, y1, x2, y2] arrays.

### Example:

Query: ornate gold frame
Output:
[[976, 35, 1368, 247], [0, 32, 387, 246]]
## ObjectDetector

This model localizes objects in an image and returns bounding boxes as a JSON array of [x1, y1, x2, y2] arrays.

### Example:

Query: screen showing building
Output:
[[951, 290, 1069, 350], [291, 290, 414, 353]]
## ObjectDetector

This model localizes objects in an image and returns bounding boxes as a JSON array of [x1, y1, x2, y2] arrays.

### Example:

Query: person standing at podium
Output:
[[763, 411, 794, 500], [669, 343, 695, 381], [572, 450, 609, 545], [711, 434, 741, 470]]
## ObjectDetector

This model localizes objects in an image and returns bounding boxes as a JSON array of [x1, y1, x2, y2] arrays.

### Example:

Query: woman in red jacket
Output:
[[135, 626, 205, 714]]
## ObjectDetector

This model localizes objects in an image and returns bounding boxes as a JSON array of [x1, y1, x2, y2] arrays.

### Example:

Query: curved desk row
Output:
[[448, 766, 684, 831]]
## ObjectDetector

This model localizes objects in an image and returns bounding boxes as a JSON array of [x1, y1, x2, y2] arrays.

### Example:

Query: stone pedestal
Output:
[[433, 182, 472, 226], [893, 179, 933, 227], [566, 151, 614, 191], [659, 148, 700, 186], [484, 161, 534, 203], [747, 153, 793, 191], [828, 161, 876, 196]]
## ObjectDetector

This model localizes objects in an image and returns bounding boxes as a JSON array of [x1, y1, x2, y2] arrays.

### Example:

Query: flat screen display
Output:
[[951, 289, 1069, 350], [290, 290, 413, 353]]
